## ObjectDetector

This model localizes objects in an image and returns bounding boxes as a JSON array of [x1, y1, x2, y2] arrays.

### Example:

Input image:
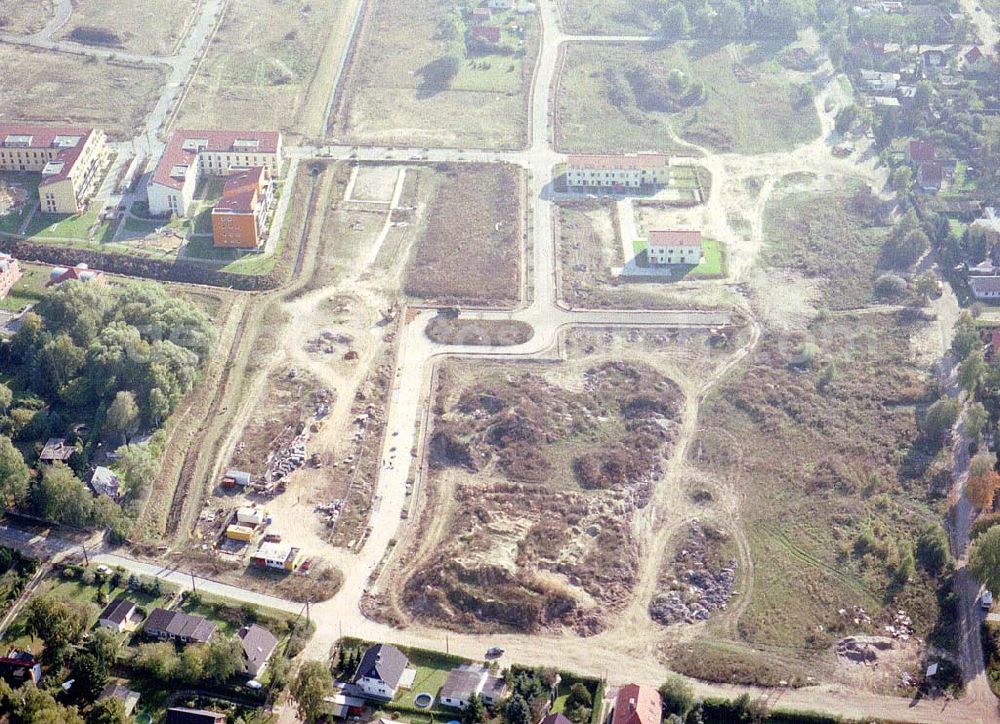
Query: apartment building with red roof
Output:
[[647, 229, 703, 266], [566, 153, 670, 189], [611, 684, 662, 724], [0, 124, 106, 214], [147, 130, 282, 217], [211, 166, 271, 249]]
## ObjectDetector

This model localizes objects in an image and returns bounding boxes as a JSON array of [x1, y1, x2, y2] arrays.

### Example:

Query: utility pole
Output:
[[190, 571, 196, 593], [80, 543, 89, 566], [446, 635, 449, 654], [306, 600, 311, 624]]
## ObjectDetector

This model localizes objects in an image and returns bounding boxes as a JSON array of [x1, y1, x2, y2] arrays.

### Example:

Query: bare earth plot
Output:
[[555, 41, 820, 154], [0, 46, 166, 136], [404, 164, 523, 307], [0, 0, 53, 34], [175, 0, 345, 133], [56, 0, 197, 55], [554, 0, 660, 35], [333, 0, 538, 148]]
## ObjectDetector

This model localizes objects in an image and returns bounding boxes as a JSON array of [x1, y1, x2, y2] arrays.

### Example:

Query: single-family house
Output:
[[0, 253, 22, 300], [473, 6, 492, 19], [88, 466, 121, 501], [39, 437, 74, 463], [0, 650, 42, 686], [353, 643, 410, 699], [237, 623, 278, 678], [98, 597, 139, 633], [471, 25, 502, 44], [916, 161, 943, 193], [97, 683, 141, 716], [972, 208, 1000, 246], [921, 48, 947, 70], [325, 692, 366, 718], [858, 69, 899, 93], [439, 664, 508, 709], [221, 469, 252, 489], [611, 684, 662, 724], [0, 125, 107, 214], [964, 46, 991, 73], [487, 0, 512, 8], [566, 153, 671, 189], [166, 708, 226, 724], [646, 230, 703, 266], [970, 276, 1000, 300], [907, 140, 936, 164], [46, 263, 106, 287], [143, 608, 216, 644], [251, 541, 302, 571], [541, 715, 574, 724]]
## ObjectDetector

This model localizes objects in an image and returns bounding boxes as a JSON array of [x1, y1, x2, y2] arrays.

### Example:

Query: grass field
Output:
[[334, 0, 537, 148], [56, 0, 195, 55], [404, 164, 522, 306], [176, 0, 345, 132], [554, 0, 660, 35], [763, 188, 890, 310], [0, 46, 166, 136], [556, 41, 820, 154], [0, 262, 50, 312], [0, 0, 52, 34]]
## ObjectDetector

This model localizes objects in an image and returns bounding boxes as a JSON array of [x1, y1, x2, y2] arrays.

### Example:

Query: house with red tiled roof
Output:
[[46, 263, 106, 288], [471, 25, 501, 45], [646, 229, 703, 266], [964, 45, 991, 73], [611, 684, 661, 724], [566, 153, 671, 189], [907, 140, 936, 164], [0, 125, 106, 214], [917, 161, 943, 193], [147, 130, 282, 217], [211, 166, 271, 249]]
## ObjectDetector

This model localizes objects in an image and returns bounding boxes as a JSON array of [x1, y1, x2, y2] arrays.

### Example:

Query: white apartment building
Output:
[[646, 229, 703, 265], [566, 153, 670, 189]]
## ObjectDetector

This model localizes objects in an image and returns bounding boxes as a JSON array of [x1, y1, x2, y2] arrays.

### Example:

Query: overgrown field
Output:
[[402, 356, 685, 634], [333, 0, 537, 148], [56, 0, 195, 55], [556, 41, 820, 154], [0, 46, 166, 136], [762, 187, 891, 311], [404, 164, 522, 307], [692, 313, 955, 657], [176, 0, 344, 131], [0, 0, 52, 34], [425, 316, 534, 346], [554, 0, 661, 35]]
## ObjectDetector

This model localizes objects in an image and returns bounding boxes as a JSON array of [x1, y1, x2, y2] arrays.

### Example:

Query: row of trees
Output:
[[656, 0, 821, 41]]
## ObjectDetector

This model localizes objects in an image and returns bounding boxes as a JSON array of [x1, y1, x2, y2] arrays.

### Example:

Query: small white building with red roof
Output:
[[647, 229, 703, 266], [147, 130, 283, 217]]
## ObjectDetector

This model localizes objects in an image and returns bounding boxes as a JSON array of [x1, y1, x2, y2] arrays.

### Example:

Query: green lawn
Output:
[[453, 55, 522, 93], [0, 173, 41, 235], [556, 41, 820, 154], [24, 209, 101, 240], [0, 262, 49, 312]]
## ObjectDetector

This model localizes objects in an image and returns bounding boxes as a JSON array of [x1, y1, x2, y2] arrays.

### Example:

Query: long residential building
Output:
[[211, 166, 271, 249], [566, 153, 670, 189], [147, 129, 283, 217], [0, 124, 106, 214]]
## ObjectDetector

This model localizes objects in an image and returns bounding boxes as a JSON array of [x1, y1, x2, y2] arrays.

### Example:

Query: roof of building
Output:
[[482, 675, 507, 699], [238, 624, 278, 670], [541, 715, 575, 724], [144, 608, 216, 642], [918, 161, 943, 187], [151, 130, 281, 192], [224, 469, 252, 485], [971, 276, 1000, 295], [46, 263, 104, 287], [214, 166, 267, 214], [89, 465, 121, 498], [471, 25, 501, 43], [354, 644, 409, 689], [612, 684, 662, 724], [909, 139, 936, 162], [648, 229, 702, 247], [965, 46, 984, 63], [98, 682, 140, 714], [166, 707, 226, 724], [253, 540, 298, 562], [99, 597, 137, 625], [567, 153, 670, 170], [440, 665, 486, 701], [0, 124, 97, 188], [0, 650, 37, 667], [39, 437, 74, 461]]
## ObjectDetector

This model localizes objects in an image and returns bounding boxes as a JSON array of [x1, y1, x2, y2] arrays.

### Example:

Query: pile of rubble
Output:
[[649, 522, 737, 625], [838, 605, 873, 627], [268, 434, 307, 482], [885, 609, 914, 640], [306, 331, 353, 356], [835, 636, 891, 665], [316, 500, 344, 526]]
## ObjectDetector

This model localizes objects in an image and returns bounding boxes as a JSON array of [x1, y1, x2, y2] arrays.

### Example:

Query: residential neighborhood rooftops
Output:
[[89, 466, 121, 499], [648, 229, 702, 247], [440, 665, 485, 701], [152, 129, 281, 192], [567, 153, 670, 169], [99, 597, 136, 626], [47, 263, 105, 287], [354, 643, 409, 690], [39, 437, 74, 461], [98, 682, 140, 715], [471, 25, 501, 44], [214, 167, 267, 213], [0, 124, 96, 187], [144, 608, 217, 643], [908, 139, 936, 162], [238, 624, 278, 674], [971, 276, 1000, 295], [612, 684, 662, 724], [166, 707, 226, 724], [541, 714, 575, 724]]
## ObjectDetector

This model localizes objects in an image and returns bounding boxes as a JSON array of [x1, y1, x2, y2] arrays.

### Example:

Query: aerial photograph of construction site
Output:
[[3, 0, 1000, 722]]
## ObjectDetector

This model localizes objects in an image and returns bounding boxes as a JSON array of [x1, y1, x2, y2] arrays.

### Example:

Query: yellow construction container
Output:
[[226, 524, 254, 542]]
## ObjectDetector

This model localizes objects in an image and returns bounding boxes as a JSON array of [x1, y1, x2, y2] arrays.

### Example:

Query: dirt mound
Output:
[[650, 521, 736, 625]]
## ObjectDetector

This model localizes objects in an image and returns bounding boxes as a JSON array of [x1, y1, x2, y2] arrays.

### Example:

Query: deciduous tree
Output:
[[292, 661, 334, 724]]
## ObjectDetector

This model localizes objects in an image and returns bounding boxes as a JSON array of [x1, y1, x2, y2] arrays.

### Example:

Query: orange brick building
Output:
[[0, 253, 22, 300], [211, 167, 270, 249]]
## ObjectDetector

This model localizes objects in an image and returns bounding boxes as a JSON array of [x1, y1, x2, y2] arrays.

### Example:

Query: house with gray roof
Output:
[[439, 664, 507, 709], [238, 623, 278, 677], [143, 608, 216, 644], [98, 682, 140, 715], [353, 643, 410, 699]]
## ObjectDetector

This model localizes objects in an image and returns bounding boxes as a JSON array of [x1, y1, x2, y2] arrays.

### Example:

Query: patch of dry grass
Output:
[[0, 0, 52, 34], [56, 0, 196, 55]]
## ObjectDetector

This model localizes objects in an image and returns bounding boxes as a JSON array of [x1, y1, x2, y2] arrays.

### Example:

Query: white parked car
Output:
[[982, 590, 993, 611]]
